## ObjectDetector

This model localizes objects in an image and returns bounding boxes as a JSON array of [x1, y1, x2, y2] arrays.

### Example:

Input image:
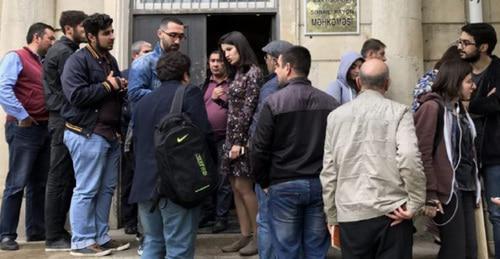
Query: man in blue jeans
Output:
[[0, 22, 55, 251], [248, 40, 292, 259], [129, 51, 213, 258], [465, 23, 500, 259], [251, 46, 339, 259], [61, 13, 129, 257]]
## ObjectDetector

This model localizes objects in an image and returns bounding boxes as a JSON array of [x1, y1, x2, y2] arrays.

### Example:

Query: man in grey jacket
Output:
[[320, 59, 426, 259]]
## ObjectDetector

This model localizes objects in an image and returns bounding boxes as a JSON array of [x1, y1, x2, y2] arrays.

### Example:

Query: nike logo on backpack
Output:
[[177, 134, 189, 143]]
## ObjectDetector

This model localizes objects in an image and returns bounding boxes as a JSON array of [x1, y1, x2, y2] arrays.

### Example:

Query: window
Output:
[[132, 0, 277, 11]]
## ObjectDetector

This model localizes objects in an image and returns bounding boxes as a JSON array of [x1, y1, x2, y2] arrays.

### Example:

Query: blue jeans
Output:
[[64, 131, 120, 249], [138, 199, 200, 259], [0, 121, 49, 240], [255, 184, 276, 259], [484, 165, 500, 259], [268, 178, 329, 259]]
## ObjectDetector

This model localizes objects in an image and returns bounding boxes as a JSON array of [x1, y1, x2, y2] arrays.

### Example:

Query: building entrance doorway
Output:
[[207, 14, 274, 72], [132, 13, 275, 86]]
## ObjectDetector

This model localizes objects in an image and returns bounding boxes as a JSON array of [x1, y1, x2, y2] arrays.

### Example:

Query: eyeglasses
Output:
[[456, 39, 477, 47], [161, 30, 186, 40]]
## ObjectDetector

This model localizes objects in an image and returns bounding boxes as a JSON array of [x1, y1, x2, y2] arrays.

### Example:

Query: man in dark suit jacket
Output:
[[129, 51, 213, 258]]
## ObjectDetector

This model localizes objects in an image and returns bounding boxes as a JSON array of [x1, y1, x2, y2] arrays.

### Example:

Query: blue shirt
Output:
[[127, 42, 163, 104], [249, 73, 279, 136], [0, 52, 30, 120]]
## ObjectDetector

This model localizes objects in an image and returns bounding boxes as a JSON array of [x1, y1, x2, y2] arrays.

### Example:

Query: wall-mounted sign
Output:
[[305, 0, 359, 35]]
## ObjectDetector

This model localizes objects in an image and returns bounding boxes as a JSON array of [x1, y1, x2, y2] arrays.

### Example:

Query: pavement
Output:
[[0, 228, 441, 259]]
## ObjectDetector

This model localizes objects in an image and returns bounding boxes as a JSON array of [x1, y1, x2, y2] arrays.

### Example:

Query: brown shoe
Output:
[[239, 236, 258, 256], [221, 235, 252, 253]]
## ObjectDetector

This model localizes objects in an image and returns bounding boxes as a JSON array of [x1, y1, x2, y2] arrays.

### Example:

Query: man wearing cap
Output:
[[248, 40, 292, 259]]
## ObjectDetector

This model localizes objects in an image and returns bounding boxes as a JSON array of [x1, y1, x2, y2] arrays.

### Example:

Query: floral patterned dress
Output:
[[221, 65, 263, 178]]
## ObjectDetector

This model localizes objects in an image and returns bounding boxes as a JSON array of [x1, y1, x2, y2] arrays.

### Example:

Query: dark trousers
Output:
[[200, 139, 232, 221], [339, 215, 413, 259], [45, 114, 75, 241], [120, 148, 137, 228], [436, 191, 477, 259], [0, 121, 50, 240]]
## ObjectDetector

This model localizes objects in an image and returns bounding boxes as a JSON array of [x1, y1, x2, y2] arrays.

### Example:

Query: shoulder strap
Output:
[[432, 100, 445, 157], [170, 86, 186, 114]]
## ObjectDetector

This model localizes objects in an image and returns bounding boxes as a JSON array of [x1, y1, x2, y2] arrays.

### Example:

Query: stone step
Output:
[[0, 229, 441, 259]]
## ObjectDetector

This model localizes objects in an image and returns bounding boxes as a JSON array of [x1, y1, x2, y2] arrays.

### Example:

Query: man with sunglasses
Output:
[[462, 23, 500, 259], [128, 17, 185, 104]]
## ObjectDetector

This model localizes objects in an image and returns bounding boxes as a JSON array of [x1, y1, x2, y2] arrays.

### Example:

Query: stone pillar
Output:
[[104, 0, 130, 70], [371, 0, 424, 105], [278, 0, 300, 44], [56, 0, 104, 16], [0, 0, 56, 195], [0, 0, 56, 57], [102, 0, 130, 230], [0, 0, 56, 237]]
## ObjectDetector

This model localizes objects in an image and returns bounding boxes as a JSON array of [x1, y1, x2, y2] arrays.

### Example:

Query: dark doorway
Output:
[[207, 14, 275, 73], [132, 13, 275, 86]]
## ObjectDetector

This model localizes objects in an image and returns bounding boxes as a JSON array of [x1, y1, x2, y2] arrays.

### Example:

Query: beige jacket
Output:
[[320, 90, 426, 225]]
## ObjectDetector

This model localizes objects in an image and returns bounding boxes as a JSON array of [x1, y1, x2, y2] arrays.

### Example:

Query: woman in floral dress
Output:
[[216, 31, 262, 256]]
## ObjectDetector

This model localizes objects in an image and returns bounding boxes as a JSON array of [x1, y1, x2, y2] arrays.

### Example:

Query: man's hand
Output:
[[18, 116, 37, 127], [328, 224, 335, 236], [386, 205, 414, 226], [211, 86, 225, 100], [492, 197, 500, 206], [423, 200, 444, 218], [106, 71, 120, 90], [118, 77, 128, 92]]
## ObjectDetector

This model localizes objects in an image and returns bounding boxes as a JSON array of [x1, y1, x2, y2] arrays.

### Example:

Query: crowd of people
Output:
[[0, 9, 499, 259]]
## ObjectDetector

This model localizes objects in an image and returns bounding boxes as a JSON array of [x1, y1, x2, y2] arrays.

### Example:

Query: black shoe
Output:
[[70, 244, 112, 257], [100, 240, 130, 251], [198, 214, 215, 228], [26, 234, 45, 242], [45, 238, 71, 252], [124, 225, 137, 235], [212, 220, 228, 233], [0, 237, 19, 251]]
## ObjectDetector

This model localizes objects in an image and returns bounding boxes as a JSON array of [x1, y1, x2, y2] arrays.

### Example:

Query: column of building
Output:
[[371, 0, 424, 105]]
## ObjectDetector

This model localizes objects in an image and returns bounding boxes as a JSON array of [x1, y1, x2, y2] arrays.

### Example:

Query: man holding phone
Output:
[[60, 13, 129, 256]]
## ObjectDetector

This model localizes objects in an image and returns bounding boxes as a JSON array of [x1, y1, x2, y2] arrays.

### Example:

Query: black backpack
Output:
[[153, 86, 217, 208]]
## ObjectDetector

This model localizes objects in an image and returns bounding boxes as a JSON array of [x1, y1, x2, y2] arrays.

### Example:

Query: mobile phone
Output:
[[240, 147, 245, 155]]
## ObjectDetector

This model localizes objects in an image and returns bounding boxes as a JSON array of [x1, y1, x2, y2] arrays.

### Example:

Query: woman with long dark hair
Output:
[[414, 60, 479, 259], [214, 31, 262, 256]]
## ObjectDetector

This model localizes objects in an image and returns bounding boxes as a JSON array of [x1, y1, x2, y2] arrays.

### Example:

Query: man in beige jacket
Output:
[[320, 59, 426, 259]]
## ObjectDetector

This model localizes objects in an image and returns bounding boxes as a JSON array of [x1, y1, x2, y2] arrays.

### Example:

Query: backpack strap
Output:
[[170, 86, 186, 114], [432, 100, 445, 157]]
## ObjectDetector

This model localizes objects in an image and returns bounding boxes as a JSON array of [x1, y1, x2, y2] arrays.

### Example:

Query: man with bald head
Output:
[[320, 59, 426, 259]]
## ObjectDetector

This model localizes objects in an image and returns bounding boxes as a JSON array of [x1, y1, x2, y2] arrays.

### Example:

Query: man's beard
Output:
[[161, 39, 179, 52], [461, 50, 480, 63], [96, 39, 112, 53], [38, 48, 48, 57], [277, 77, 287, 87], [74, 34, 87, 44]]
